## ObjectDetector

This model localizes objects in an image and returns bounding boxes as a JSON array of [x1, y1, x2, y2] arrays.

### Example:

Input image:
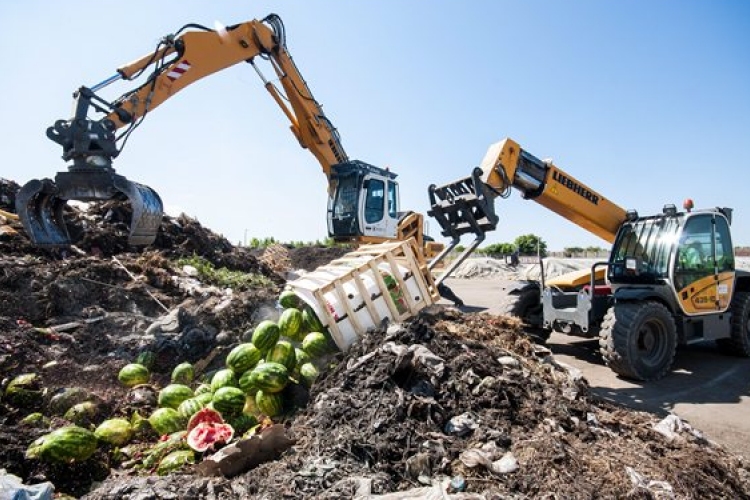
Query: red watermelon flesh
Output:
[[187, 421, 234, 452], [187, 407, 224, 431]]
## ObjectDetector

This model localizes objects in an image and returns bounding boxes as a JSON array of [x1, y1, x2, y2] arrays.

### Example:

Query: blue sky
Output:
[[1, 1, 748, 250]]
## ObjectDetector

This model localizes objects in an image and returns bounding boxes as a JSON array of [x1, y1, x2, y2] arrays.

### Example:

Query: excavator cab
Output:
[[327, 162, 400, 241]]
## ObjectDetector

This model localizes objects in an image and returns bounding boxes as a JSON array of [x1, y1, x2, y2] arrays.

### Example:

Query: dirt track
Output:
[[442, 277, 750, 458]]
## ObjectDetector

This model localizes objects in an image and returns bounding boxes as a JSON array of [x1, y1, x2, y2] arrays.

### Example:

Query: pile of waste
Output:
[[1, 178, 749, 498]]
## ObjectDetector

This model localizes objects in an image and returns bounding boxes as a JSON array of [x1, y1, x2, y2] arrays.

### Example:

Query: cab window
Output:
[[674, 214, 713, 290], [387, 181, 398, 219], [364, 178, 385, 223]]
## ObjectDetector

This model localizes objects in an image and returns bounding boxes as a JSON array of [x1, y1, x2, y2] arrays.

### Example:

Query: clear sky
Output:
[[1, 1, 748, 251]]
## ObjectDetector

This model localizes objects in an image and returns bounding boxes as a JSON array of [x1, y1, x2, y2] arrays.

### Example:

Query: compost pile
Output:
[[1, 182, 750, 499]]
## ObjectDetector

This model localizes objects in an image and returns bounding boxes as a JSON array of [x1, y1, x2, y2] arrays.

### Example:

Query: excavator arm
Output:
[[17, 14, 349, 246]]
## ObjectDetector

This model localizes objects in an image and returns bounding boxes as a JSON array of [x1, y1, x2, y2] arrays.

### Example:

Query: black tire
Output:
[[599, 301, 677, 381], [717, 291, 750, 356], [499, 286, 550, 343]]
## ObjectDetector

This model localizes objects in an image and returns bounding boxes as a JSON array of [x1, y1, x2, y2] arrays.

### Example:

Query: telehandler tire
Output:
[[499, 286, 550, 343], [717, 291, 750, 356], [599, 301, 677, 381]]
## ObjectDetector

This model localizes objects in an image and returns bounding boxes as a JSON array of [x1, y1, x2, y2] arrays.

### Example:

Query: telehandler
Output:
[[428, 137, 750, 380]]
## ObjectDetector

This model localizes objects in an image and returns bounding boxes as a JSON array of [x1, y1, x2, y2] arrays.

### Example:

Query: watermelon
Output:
[[195, 392, 214, 406], [299, 363, 320, 388], [157, 449, 195, 475], [229, 414, 258, 435], [136, 351, 156, 370], [267, 340, 297, 371], [251, 320, 281, 353], [158, 384, 194, 409], [26, 426, 98, 463], [210, 368, 238, 392], [171, 362, 194, 385], [178, 398, 205, 419], [255, 390, 284, 417], [279, 289, 301, 309], [243, 394, 259, 416], [4, 373, 44, 409], [20, 412, 49, 428], [118, 363, 150, 387], [64, 401, 100, 427], [246, 362, 289, 393], [187, 407, 224, 431], [302, 332, 330, 357], [94, 418, 133, 446], [186, 408, 234, 452], [149, 408, 185, 436], [226, 343, 262, 374], [278, 308, 303, 339], [238, 369, 257, 395], [295, 348, 311, 368], [212, 387, 246, 416], [194, 383, 213, 396], [302, 306, 325, 334]]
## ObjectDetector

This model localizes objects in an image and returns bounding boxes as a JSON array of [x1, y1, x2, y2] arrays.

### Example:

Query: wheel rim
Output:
[[637, 318, 669, 368]]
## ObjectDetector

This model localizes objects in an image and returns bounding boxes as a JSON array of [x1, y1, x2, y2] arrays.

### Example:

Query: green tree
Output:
[[564, 246, 584, 257], [479, 242, 515, 257], [515, 234, 547, 257]]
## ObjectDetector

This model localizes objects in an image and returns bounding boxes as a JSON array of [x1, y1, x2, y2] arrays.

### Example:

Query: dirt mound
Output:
[[1, 183, 749, 498], [84, 310, 750, 499]]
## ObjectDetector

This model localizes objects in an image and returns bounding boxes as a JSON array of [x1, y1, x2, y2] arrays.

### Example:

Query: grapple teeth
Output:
[[113, 177, 163, 246], [16, 178, 72, 247], [16, 170, 163, 247]]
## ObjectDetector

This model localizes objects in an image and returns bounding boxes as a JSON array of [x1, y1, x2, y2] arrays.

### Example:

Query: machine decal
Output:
[[166, 60, 192, 81], [551, 170, 600, 205]]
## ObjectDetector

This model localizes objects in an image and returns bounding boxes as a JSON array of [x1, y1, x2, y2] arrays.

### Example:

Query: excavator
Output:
[[427, 137, 750, 380], [15, 14, 438, 259]]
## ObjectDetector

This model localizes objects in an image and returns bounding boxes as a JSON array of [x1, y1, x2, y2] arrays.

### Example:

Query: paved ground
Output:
[[441, 277, 750, 458]]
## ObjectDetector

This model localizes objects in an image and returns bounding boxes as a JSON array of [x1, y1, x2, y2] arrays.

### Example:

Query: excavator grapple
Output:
[[16, 169, 162, 247], [16, 85, 163, 247]]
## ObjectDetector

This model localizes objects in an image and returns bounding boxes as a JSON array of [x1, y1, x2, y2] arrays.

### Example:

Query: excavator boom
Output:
[[17, 14, 348, 247]]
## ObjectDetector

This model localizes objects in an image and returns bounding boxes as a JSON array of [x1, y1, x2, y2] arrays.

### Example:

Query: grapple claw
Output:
[[16, 169, 163, 247], [16, 178, 71, 246]]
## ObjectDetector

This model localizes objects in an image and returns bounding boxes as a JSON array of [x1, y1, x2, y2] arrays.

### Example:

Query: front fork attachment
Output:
[[16, 168, 163, 247]]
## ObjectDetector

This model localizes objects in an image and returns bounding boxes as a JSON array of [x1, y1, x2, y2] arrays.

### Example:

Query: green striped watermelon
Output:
[[267, 340, 297, 371], [279, 290, 301, 309], [210, 368, 238, 392], [255, 390, 284, 417], [212, 387, 246, 416], [178, 398, 205, 419], [302, 332, 330, 357], [118, 363, 150, 387], [194, 383, 213, 396], [226, 343, 262, 374], [251, 320, 280, 353], [302, 306, 325, 334], [246, 362, 289, 393], [158, 384, 194, 409], [149, 408, 185, 436], [26, 425, 98, 463], [171, 362, 194, 385], [157, 449, 195, 475], [94, 418, 133, 446], [299, 362, 320, 388], [278, 308, 303, 339]]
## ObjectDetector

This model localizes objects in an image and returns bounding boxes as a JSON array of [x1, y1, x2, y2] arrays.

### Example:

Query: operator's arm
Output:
[[479, 138, 627, 243]]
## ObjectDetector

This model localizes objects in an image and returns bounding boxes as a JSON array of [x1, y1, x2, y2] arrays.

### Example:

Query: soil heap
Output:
[[1, 181, 749, 498]]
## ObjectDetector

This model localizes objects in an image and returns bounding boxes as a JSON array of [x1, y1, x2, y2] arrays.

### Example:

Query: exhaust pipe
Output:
[[16, 168, 163, 247]]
